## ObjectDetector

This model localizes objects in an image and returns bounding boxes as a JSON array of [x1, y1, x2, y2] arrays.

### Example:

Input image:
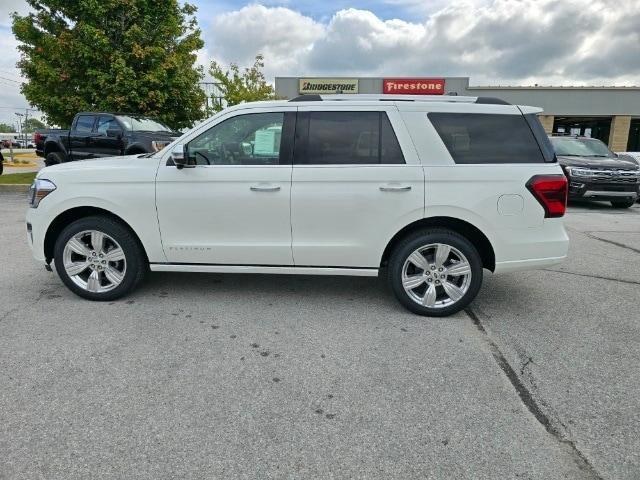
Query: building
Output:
[[274, 77, 640, 152]]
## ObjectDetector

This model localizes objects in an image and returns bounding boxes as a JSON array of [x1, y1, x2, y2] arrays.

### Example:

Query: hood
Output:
[[37, 154, 161, 184], [556, 154, 640, 171], [39, 154, 144, 174]]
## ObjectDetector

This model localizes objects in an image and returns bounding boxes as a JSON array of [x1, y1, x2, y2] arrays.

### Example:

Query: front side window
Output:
[[428, 113, 545, 164], [186, 112, 286, 166], [298, 111, 405, 165], [75, 115, 96, 133]]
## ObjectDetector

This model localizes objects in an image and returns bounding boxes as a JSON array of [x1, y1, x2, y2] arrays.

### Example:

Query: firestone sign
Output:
[[383, 78, 445, 95], [299, 78, 359, 94]]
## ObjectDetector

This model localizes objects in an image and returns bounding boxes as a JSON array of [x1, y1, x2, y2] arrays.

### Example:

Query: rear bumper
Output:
[[493, 218, 569, 274], [495, 255, 566, 273]]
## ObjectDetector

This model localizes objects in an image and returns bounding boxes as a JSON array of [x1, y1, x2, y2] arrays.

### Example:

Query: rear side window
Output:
[[524, 114, 556, 162], [428, 113, 545, 164], [297, 111, 405, 165], [75, 115, 96, 133]]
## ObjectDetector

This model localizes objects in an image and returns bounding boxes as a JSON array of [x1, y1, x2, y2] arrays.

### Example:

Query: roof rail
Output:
[[289, 94, 322, 102], [287, 94, 512, 105], [475, 97, 511, 105], [288, 94, 485, 103]]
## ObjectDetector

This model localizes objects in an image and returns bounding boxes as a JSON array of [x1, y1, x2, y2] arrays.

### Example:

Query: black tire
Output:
[[388, 229, 483, 317], [45, 151, 64, 167], [53, 216, 147, 301], [610, 199, 636, 208]]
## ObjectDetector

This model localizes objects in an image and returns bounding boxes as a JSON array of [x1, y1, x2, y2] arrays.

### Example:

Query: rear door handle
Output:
[[379, 185, 412, 192], [250, 185, 281, 192]]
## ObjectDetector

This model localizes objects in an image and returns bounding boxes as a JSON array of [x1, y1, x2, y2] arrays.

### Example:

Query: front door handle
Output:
[[250, 185, 281, 192], [379, 185, 412, 192]]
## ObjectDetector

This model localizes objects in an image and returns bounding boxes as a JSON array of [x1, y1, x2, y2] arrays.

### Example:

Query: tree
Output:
[[209, 54, 278, 112], [22, 118, 46, 133], [0, 123, 16, 132], [12, 0, 206, 129]]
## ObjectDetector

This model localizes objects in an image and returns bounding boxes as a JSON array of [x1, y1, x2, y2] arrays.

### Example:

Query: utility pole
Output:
[[23, 108, 29, 145], [15, 112, 23, 159]]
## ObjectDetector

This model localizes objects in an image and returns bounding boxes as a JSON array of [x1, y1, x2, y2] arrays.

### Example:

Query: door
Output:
[[156, 108, 296, 265], [92, 115, 123, 157], [291, 107, 424, 268], [69, 114, 97, 160]]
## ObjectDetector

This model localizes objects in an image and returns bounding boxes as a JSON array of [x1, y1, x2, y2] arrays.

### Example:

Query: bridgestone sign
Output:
[[299, 79, 359, 94]]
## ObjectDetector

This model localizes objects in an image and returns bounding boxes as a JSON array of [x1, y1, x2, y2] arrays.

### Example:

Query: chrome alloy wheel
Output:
[[62, 230, 127, 293], [401, 243, 472, 309]]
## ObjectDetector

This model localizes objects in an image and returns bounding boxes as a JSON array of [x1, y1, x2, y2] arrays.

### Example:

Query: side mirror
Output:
[[106, 127, 123, 138], [171, 144, 192, 169]]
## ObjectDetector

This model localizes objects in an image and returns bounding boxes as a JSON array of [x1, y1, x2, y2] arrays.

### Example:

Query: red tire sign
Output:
[[383, 78, 445, 95]]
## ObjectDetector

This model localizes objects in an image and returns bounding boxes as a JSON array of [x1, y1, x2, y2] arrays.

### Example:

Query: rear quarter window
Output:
[[428, 112, 546, 164]]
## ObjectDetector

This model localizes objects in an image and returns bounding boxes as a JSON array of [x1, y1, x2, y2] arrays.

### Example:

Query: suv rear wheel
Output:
[[53, 216, 146, 301], [388, 229, 483, 316]]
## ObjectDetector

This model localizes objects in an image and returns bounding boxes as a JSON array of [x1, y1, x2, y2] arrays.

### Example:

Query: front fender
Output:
[[30, 189, 166, 264]]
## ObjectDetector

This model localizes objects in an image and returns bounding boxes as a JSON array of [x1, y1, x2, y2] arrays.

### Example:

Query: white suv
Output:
[[26, 94, 569, 316]]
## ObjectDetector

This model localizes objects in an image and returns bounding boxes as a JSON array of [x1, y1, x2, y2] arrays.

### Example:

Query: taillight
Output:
[[33, 132, 42, 144], [526, 174, 567, 218]]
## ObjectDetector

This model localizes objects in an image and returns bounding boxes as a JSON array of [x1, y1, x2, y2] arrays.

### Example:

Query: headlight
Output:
[[566, 167, 593, 177], [28, 178, 56, 208], [151, 140, 171, 152]]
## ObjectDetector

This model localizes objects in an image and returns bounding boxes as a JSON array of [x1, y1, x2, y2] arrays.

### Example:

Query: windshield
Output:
[[117, 115, 173, 133], [550, 137, 613, 157]]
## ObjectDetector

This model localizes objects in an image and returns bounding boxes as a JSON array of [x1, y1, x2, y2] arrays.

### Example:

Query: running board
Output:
[[149, 264, 379, 277]]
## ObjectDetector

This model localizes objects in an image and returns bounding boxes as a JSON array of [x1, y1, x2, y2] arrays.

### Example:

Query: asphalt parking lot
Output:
[[1, 191, 639, 479]]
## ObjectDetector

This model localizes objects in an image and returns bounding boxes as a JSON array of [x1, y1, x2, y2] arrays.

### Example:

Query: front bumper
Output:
[[25, 206, 47, 263], [567, 179, 639, 201]]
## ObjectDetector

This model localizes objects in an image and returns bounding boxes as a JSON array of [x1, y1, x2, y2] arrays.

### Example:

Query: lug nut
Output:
[[427, 278, 433, 282], [438, 267, 443, 272], [435, 280, 440, 285], [431, 265, 436, 270]]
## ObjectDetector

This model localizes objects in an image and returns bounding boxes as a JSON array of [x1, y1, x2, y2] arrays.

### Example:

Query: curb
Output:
[[0, 184, 31, 193]]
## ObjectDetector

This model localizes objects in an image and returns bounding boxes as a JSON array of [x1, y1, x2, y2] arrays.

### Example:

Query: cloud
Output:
[[204, 0, 640, 86], [207, 4, 325, 78]]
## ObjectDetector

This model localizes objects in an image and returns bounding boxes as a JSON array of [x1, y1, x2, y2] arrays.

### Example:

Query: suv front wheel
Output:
[[388, 229, 483, 316], [53, 216, 146, 301], [610, 199, 636, 209]]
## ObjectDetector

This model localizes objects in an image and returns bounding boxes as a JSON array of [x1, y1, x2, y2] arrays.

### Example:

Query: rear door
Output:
[[69, 114, 97, 160], [291, 106, 424, 268]]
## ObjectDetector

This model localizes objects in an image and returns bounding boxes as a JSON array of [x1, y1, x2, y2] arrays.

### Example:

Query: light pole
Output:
[[15, 112, 24, 148]]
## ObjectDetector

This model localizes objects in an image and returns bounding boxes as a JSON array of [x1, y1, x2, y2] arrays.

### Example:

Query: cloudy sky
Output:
[[1, 0, 639, 125]]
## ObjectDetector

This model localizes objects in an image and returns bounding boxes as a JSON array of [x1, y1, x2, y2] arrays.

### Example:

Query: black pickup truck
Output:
[[550, 135, 640, 208], [35, 112, 181, 166]]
